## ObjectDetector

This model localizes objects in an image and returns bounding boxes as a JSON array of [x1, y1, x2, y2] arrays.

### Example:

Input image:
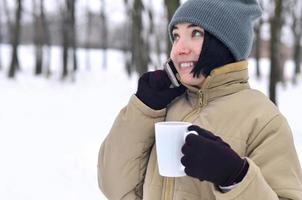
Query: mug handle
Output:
[[183, 130, 198, 142], [181, 130, 198, 172]]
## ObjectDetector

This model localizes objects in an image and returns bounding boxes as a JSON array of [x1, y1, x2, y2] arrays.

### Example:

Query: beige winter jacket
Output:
[[98, 60, 302, 200]]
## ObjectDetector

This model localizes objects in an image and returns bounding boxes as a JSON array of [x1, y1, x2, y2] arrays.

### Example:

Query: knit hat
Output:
[[168, 0, 262, 61]]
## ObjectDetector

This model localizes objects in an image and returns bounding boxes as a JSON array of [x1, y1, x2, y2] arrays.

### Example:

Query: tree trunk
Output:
[[132, 0, 148, 76], [147, 5, 161, 69], [85, 7, 92, 70], [254, 17, 263, 79], [292, 2, 302, 85], [61, 6, 69, 79], [254, 0, 264, 79], [4, 0, 20, 71], [152, 9, 161, 68], [293, 36, 301, 84], [123, 0, 132, 76], [69, 0, 77, 81], [100, 0, 108, 69], [164, 0, 180, 58], [40, 0, 51, 77], [278, 48, 286, 86], [269, 0, 283, 105], [8, 0, 22, 78], [33, 0, 43, 75], [61, 0, 77, 80], [3, 0, 13, 40]]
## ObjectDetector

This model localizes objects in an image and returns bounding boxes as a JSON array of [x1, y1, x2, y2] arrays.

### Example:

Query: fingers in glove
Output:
[[184, 133, 204, 148], [159, 85, 186, 99], [184, 167, 199, 179], [182, 134, 207, 157], [138, 71, 170, 90], [183, 162, 205, 179], [181, 155, 197, 168], [183, 132, 227, 157], [180, 155, 189, 167], [138, 73, 150, 86], [181, 141, 194, 155], [188, 125, 219, 140], [188, 125, 229, 147], [149, 70, 171, 89]]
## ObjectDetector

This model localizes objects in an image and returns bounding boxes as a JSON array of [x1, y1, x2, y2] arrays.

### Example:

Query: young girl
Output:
[[98, 0, 302, 199]]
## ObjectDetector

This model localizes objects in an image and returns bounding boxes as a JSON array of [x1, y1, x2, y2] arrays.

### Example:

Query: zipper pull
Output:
[[198, 90, 203, 107]]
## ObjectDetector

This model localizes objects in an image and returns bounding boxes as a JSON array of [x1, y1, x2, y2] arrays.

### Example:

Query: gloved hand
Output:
[[136, 70, 186, 110], [181, 125, 249, 187]]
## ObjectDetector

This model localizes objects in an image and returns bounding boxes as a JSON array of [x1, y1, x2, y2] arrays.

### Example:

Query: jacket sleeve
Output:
[[213, 114, 302, 200], [97, 95, 166, 200]]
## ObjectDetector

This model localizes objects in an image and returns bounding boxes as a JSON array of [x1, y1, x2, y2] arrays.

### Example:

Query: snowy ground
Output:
[[0, 45, 301, 200]]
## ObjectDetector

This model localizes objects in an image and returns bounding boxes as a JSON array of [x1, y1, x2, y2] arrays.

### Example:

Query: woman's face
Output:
[[170, 23, 205, 87]]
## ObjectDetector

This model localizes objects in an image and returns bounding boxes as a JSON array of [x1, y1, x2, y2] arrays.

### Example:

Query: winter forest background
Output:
[[0, 0, 302, 199]]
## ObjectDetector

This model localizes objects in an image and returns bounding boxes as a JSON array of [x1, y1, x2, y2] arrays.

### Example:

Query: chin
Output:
[[182, 79, 198, 86], [182, 76, 205, 87]]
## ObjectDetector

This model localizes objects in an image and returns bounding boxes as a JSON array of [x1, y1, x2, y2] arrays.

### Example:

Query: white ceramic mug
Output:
[[155, 121, 197, 177]]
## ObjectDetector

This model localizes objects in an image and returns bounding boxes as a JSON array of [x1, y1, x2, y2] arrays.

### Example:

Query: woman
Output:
[[98, 0, 302, 199]]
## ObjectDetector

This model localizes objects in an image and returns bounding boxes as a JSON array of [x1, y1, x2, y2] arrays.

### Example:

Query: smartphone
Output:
[[163, 58, 181, 87]]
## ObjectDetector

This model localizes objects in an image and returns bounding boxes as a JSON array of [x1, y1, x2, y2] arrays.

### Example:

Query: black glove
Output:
[[135, 70, 186, 110], [181, 125, 249, 187]]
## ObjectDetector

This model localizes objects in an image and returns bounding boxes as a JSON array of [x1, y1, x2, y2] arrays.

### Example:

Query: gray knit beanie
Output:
[[169, 0, 262, 60]]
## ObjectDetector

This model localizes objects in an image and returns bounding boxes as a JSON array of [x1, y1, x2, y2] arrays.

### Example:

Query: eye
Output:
[[192, 29, 204, 38], [172, 33, 180, 42]]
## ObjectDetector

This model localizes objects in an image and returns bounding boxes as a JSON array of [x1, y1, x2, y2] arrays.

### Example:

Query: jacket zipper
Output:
[[162, 90, 204, 200], [182, 90, 203, 121], [162, 177, 174, 200]]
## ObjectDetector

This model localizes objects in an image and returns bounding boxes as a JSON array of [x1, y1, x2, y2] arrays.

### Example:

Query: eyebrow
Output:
[[172, 23, 199, 31], [188, 24, 198, 28]]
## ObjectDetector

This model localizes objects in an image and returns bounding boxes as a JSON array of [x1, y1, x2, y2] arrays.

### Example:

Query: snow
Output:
[[0, 45, 301, 200]]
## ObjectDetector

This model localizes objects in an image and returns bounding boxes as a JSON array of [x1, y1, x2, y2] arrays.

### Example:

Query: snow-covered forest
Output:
[[0, 0, 302, 199]]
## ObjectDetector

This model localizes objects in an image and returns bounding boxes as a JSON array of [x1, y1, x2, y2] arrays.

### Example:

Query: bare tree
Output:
[[61, 0, 77, 81], [85, 6, 92, 70], [100, 0, 108, 69], [8, 0, 22, 78], [40, 0, 51, 77], [3, 0, 12, 37], [164, 0, 180, 57], [33, 0, 43, 75], [269, 0, 283, 105], [122, 0, 150, 76], [33, 0, 50, 76], [61, 3, 69, 79], [3, 0, 20, 71], [291, 0, 302, 84], [69, 0, 77, 80], [146, 3, 161, 69], [123, 0, 132, 76], [131, 0, 149, 76], [254, 0, 264, 79]]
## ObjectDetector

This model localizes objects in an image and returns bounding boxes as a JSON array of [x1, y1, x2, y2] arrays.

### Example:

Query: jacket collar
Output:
[[178, 60, 250, 106]]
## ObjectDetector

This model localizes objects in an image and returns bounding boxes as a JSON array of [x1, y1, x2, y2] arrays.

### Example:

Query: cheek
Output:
[[193, 40, 203, 55], [170, 47, 178, 66], [170, 46, 176, 60], [194, 46, 202, 55]]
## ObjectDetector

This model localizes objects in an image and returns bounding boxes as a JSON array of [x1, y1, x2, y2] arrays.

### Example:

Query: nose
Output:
[[174, 39, 191, 55]]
